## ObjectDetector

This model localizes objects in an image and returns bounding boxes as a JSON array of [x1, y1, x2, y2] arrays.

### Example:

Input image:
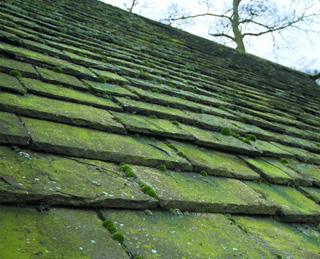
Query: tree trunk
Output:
[[232, 0, 246, 52]]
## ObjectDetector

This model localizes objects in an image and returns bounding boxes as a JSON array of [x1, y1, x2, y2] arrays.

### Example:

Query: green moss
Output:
[[221, 127, 232, 136], [144, 209, 153, 216], [280, 158, 289, 164], [307, 194, 317, 202], [149, 115, 157, 119], [226, 215, 236, 224], [9, 70, 22, 78], [150, 88, 159, 93], [177, 151, 188, 159], [131, 90, 139, 95], [134, 133, 140, 138], [172, 121, 180, 126], [317, 225, 320, 232], [52, 66, 62, 73], [237, 224, 248, 234], [158, 164, 166, 171], [103, 219, 117, 233], [120, 82, 127, 87], [98, 76, 106, 83], [135, 256, 142, 259], [218, 105, 226, 111], [275, 254, 283, 259], [119, 164, 137, 178], [112, 232, 125, 242], [245, 134, 257, 142], [169, 208, 183, 216], [141, 185, 159, 199], [151, 137, 156, 141], [243, 139, 251, 145], [200, 170, 208, 177]]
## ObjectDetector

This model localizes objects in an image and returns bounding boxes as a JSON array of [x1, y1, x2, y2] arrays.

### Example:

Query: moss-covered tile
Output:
[[0, 43, 95, 79], [299, 186, 320, 203], [0, 146, 156, 208], [21, 117, 190, 170], [234, 216, 320, 258], [110, 112, 194, 140], [23, 39, 67, 59], [252, 140, 295, 158], [90, 68, 128, 84], [100, 210, 274, 258], [0, 111, 29, 145], [83, 80, 137, 97], [0, 58, 38, 78], [246, 181, 320, 222], [0, 72, 26, 94], [130, 165, 275, 214], [0, 92, 125, 133], [36, 66, 87, 90], [242, 157, 303, 185], [21, 78, 122, 111], [169, 140, 260, 180], [0, 206, 129, 259], [180, 124, 262, 156], [289, 163, 320, 187], [115, 97, 196, 124]]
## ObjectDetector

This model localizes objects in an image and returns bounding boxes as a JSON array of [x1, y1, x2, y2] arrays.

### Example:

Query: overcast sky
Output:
[[100, 0, 320, 74]]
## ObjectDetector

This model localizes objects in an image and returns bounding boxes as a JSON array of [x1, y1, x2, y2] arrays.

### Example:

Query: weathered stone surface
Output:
[[289, 162, 320, 186], [0, 206, 129, 259], [90, 68, 129, 84], [84, 80, 137, 97], [252, 140, 295, 158], [0, 111, 29, 145], [111, 112, 194, 140], [36, 66, 87, 90], [21, 117, 191, 170], [169, 140, 261, 180], [242, 156, 304, 185], [299, 186, 320, 203], [180, 123, 262, 156], [130, 164, 276, 214], [0, 58, 38, 78], [0, 71, 26, 94], [100, 210, 275, 258], [246, 181, 320, 222], [0, 92, 125, 133], [0, 146, 157, 208], [23, 39, 68, 59], [236, 215, 320, 258], [0, 43, 96, 79], [21, 78, 122, 111], [115, 96, 196, 124]]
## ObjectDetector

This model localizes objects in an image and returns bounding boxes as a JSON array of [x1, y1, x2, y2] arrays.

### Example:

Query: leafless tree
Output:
[[163, 0, 320, 53], [125, 0, 139, 13]]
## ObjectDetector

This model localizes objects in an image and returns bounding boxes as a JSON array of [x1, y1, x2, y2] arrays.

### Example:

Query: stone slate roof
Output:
[[1, 0, 320, 258]]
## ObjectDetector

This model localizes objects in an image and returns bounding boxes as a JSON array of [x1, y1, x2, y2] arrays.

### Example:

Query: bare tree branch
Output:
[[164, 12, 232, 23]]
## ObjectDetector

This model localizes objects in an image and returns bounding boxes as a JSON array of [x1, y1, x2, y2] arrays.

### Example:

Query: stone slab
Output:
[[0, 72, 26, 94], [235, 216, 320, 259], [21, 78, 122, 111], [0, 92, 125, 133], [90, 68, 128, 84], [100, 210, 274, 258], [180, 123, 262, 156], [21, 117, 191, 171], [299, 186, 320, 203], [169, 140, 261, 180], [84, 80, 137, 97], [36, 66, 87, 90], [130, 164, 276, 214], [115, 96, 196, 124], [0, 206, 129, 259], [110, 112, 194, 140], [0, 43, 96, 79], [252, 140, 295, 158], [246, 181, 320, 222], [289, 163, 320, 187], [0, 58, 38, 79], [0, 146, 157, 208], [0, 111, 29, 145], [242, 156, 302, 185]]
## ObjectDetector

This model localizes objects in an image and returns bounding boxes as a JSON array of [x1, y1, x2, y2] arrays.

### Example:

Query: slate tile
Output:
[[289, 163, 320, 187], [0, 206, 130, 258], [0, 58, 38, 79], [0, 72, 26, 94], [21, 117, 191, 170], [0, 146, 156, 208], [21, 77, 122, 111], [100, 210, 275, 258], [0, 111, 29, 145], [0, 92, 125, 133], [246, 181, 320, 222]]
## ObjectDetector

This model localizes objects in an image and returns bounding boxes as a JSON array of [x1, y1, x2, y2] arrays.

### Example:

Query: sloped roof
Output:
[[0, 0, 320, 258]]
